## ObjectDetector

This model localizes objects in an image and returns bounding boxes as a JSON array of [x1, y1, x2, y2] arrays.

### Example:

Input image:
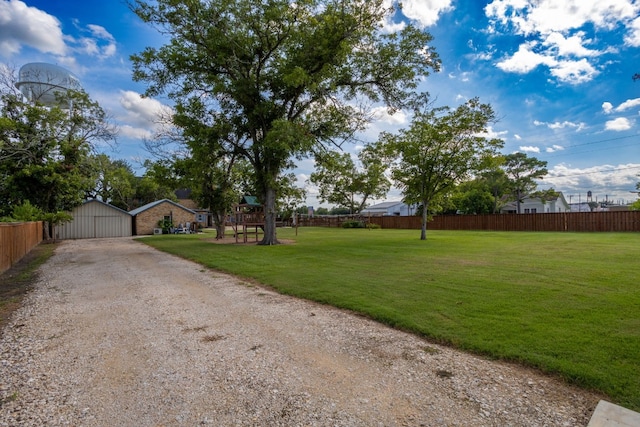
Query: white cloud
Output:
[[481, 126, 508, 140], [624, 16, 640, 46], [0, 2, 117, 61], [534, 120, 586, 131], [118, 90, 174, 138], [603, 98, 640, 114], [549, 58, 598, 84], [546, 144, 564, 153], [542, 32, 602, 57], [605, 117, 633, 131], [381, 0, 452, 32], [486, 0, 638, 35], [399, 0, 454, 28], [83, 24, 116, 59], [118, 124, 153, 140], [519, 145, 540, 153], [486, 0, 640, 84], [370, 106, 407, 126], [0, 0, 66, 56], [496, 42, 554, 73], [545, 163, 640, 203]]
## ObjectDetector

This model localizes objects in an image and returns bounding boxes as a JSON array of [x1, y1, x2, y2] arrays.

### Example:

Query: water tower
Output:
[[15, 63, 82, 107]]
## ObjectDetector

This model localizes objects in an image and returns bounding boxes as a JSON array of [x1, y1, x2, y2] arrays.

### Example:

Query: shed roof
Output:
[[129, 199, 196, 216], [81, 199, 132, 216]]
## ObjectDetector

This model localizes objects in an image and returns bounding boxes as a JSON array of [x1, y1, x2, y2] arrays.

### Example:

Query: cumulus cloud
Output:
[[381, 0, 452, 32], [399, 0, 453, 28], [118, 91, 174, 138], [545, 163, 640, 202], [546, 144, 564, 153], [496, 42, 555, 74], [0, 0, 66, 56], [602, 98, 640, 114], [519, 146, 540, 153], [486, 0, 637, 36], [370, 106, 407, 126], [624, 16, 640, 46], [486, 0, 640, 84], [605, 117, 633, 131], [79, 24, 116, 59], [480, 126, 508, 140], [0, 1, 117, 61]]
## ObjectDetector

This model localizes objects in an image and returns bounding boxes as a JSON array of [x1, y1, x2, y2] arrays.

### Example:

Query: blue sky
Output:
[[1, 0, 640, 207]]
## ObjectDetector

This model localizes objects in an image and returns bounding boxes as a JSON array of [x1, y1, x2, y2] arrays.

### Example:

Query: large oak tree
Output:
[[130, 0, 439, 244]]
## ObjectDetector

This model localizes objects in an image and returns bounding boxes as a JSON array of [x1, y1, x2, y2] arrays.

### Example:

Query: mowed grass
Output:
[[138, 228, 640, 410]]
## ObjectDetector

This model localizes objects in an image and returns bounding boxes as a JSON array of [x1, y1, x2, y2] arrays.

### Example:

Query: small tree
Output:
[[375, 98, 503, 240], [309, 148, 389, 214], [502, 153, 548, 214]]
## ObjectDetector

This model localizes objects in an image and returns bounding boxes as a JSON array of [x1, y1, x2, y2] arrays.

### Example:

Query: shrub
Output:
[[342, 220, 365, 228]]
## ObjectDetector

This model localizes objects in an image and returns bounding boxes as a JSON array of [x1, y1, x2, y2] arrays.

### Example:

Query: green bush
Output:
[[342, 220, 365, 228], [157, 218, 174, 234]]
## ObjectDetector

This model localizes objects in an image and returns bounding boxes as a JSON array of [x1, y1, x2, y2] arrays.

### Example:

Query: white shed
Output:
[[55, 199, 132, 239], [360, 201, 418, 216]]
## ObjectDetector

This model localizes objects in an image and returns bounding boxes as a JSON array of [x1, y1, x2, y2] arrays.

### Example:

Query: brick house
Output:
[[129, 199, 196, 235]]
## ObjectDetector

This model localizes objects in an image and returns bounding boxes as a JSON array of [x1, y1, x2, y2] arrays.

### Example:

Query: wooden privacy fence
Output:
[[298, 212, 640, 232], [369, 212, 640, 232], [0, 222, 43, 274]]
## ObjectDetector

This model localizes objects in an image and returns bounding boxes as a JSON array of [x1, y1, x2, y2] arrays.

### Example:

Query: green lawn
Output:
[[138, 227, 640, 410]]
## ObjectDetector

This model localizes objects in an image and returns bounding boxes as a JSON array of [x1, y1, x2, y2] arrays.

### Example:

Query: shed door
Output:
[[94, 216, 125, 238]]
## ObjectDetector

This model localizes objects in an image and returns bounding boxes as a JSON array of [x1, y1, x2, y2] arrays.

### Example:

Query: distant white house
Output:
[[360, 201, 418, 216], [501, 192, 571, 214]]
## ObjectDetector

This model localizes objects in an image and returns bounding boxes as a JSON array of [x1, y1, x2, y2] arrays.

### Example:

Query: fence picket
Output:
[[0, 222, 44, 274]]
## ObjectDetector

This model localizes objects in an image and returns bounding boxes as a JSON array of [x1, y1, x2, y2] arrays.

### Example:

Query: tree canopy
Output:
[[0, 85, 115, 219], [502, 152, 548, 214], [130, 0, 440, 244], [374, 98, 503, 240], [309, 148, 389, 214]]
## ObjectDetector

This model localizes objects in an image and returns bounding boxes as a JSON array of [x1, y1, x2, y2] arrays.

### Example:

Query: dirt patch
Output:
[[0, 242, 56, 331]]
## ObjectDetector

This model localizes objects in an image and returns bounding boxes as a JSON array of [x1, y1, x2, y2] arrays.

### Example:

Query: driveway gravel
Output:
[[0, 237, 601, 426]]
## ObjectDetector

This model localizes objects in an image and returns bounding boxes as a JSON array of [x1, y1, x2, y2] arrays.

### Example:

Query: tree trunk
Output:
[[212, 211, 226, 239], [420, 201, 428, 240], [259, 186, 278, 245]]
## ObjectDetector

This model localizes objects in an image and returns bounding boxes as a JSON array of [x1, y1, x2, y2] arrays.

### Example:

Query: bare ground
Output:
[[0, 237, 602, 426]]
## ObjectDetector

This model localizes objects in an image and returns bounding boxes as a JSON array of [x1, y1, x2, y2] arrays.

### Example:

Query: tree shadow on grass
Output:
[[0, 243, 56, 333]]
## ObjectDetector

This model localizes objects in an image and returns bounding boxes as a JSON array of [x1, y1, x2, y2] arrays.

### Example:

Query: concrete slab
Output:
[[587, 400, 640, 427]]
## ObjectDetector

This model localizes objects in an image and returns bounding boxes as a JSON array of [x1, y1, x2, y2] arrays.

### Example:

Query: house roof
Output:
[[501, 191, 570, 211], [129, 199, 196, 216], [82, 199, 131, 216], [361, 201, 404, 211]]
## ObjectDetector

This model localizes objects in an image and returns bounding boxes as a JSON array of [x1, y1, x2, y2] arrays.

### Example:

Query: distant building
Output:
[[129, 199, 196, 235], [501, 192, 571, 214], [360, 201, 417, 216]]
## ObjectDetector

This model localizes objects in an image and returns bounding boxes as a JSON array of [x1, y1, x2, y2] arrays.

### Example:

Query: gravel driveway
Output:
[[0, 237, 601, 426]]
